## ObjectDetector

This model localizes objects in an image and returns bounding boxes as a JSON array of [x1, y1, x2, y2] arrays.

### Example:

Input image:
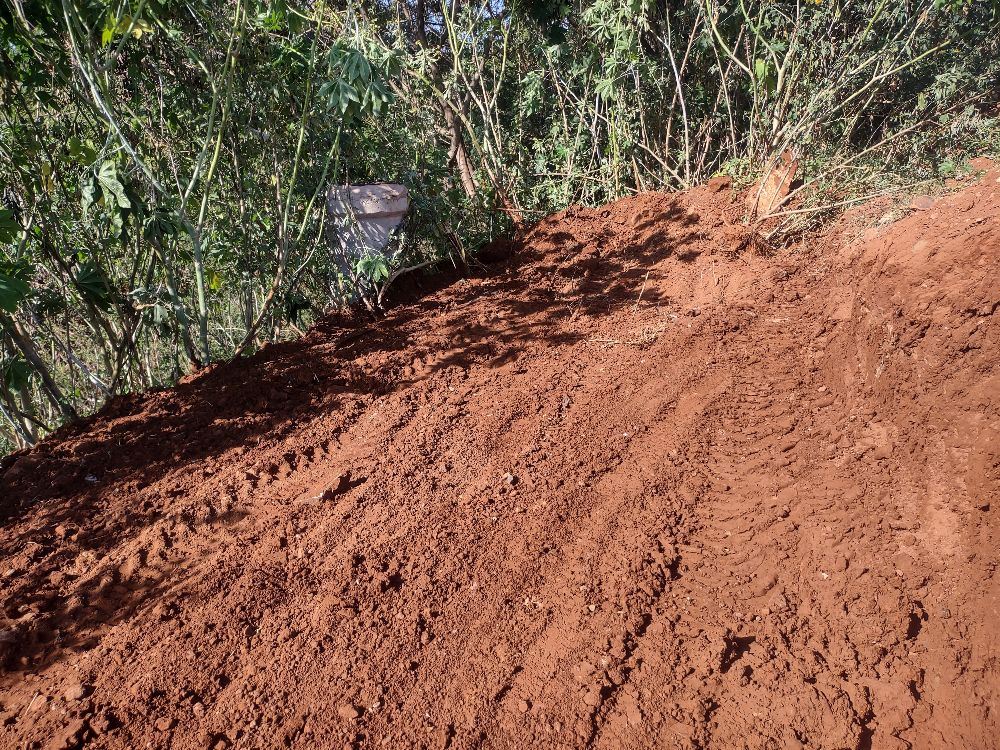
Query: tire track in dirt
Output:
[[483, 353, 717, 748]]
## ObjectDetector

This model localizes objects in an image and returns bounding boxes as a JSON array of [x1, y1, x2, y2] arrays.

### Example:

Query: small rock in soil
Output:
[[64, 681, 88, 702], [155, 717, 176, 732], [337, 704, 360, 720]]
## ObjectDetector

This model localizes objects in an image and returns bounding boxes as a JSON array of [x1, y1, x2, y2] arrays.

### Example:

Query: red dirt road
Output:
[[1, 169, 998, 750]]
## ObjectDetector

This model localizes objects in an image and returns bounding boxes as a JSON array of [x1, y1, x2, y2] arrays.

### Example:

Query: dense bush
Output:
[[1, 0, 998, 452]]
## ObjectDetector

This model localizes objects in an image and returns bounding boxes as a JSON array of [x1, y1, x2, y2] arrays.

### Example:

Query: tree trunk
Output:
[[2, 317, 77, 421], [445, 106, 478, 200]]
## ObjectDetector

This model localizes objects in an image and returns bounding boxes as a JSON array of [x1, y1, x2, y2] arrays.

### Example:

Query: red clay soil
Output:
[[1, 166, 999, 750]]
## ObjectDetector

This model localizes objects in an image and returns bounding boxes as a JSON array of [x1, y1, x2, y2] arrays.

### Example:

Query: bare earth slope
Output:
[[1, 168, 998, 750]]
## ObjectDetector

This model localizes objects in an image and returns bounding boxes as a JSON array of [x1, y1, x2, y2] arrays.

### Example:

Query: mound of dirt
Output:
[[1, 166, 998, 750]]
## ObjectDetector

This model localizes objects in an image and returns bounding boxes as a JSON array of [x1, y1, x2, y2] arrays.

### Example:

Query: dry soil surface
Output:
[[1, 167, 998, 750]]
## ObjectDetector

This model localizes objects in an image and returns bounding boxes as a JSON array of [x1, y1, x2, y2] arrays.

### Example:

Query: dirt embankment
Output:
[[1, 165, 998, 750]]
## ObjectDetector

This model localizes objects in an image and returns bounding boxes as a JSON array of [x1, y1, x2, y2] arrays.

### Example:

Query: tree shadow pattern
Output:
[[0, 191, 712, 680]]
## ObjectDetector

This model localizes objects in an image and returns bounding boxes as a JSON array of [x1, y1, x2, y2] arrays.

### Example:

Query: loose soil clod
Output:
[[1, 167, 999, 749]]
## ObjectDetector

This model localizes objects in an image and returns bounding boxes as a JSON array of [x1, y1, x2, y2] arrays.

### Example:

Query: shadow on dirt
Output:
[[0, 194, 705, 676]]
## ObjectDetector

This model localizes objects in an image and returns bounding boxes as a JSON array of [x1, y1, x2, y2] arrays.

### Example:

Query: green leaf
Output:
[[0, 272, 29, 313], [0, 209, 19, 244], [323, 46, 394, 125], [206, 269, 223, 292], [754, 58, 777, 96], [39, 161, 54, 193], [97, 161, 131, 209], [80, 177, 98, 216], [127, 18, 153, 39], [143, 209, 181, 243], [1, 356, 32, 392], [595, 77, 615, 100], [356, 255, 389, 283], [67, 137, 97, 164], [75, 261, 113, 311], [101, 16, 115, 46]]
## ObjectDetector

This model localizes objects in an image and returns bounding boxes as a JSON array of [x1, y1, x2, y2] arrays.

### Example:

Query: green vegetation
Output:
[[1, 0, 998, 453]]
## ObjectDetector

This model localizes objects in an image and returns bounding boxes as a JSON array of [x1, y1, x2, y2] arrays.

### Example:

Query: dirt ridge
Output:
[[1, 167, 998, 750]]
